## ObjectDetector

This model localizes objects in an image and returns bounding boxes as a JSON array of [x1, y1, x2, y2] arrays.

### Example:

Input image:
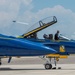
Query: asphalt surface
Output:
[[0, 56, 75, 75], [0, 64, 75, 75]]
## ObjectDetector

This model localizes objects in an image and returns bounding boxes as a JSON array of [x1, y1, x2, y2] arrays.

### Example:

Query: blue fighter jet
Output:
[[0, 34, 56, 64], [0, 16, 75, 70]]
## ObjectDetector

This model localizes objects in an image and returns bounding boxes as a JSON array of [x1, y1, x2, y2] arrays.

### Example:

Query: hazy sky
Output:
[[0, 0, 75, 39]]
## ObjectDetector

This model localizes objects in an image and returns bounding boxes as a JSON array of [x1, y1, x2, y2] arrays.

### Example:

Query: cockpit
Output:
[[20, 16, 71, 42], [11, 15, 72, 43], [21, 16, 57, 39]]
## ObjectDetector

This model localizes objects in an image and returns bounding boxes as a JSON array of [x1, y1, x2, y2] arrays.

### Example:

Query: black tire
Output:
[[0, 62, 2, 65], [45, 64, 52, 69]]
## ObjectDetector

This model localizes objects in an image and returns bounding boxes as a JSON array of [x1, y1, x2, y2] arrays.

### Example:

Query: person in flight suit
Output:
[[54, 30, 60, 40]]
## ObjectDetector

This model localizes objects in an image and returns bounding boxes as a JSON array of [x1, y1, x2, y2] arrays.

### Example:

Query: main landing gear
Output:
[[40, 56, 61, 70]]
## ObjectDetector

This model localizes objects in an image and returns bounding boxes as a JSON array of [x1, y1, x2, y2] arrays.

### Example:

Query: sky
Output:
[[0, 0, 75, 39]]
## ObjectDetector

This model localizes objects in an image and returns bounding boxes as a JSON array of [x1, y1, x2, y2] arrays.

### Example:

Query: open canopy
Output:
[[21, 16, 57, 38]]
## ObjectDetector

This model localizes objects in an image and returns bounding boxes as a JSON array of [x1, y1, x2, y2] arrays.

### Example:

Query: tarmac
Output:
[[0, 56, 75, 75]]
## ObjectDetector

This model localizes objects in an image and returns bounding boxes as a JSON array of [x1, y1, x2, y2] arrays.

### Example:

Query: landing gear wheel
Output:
[[45, 64, 52, 69]]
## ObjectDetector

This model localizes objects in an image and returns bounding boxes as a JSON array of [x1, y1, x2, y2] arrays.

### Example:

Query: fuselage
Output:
[[45, 41, 75, 55], [0, 34, 56, 56], [27, 38, 75, 55], [0, 34, 75, 57]]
